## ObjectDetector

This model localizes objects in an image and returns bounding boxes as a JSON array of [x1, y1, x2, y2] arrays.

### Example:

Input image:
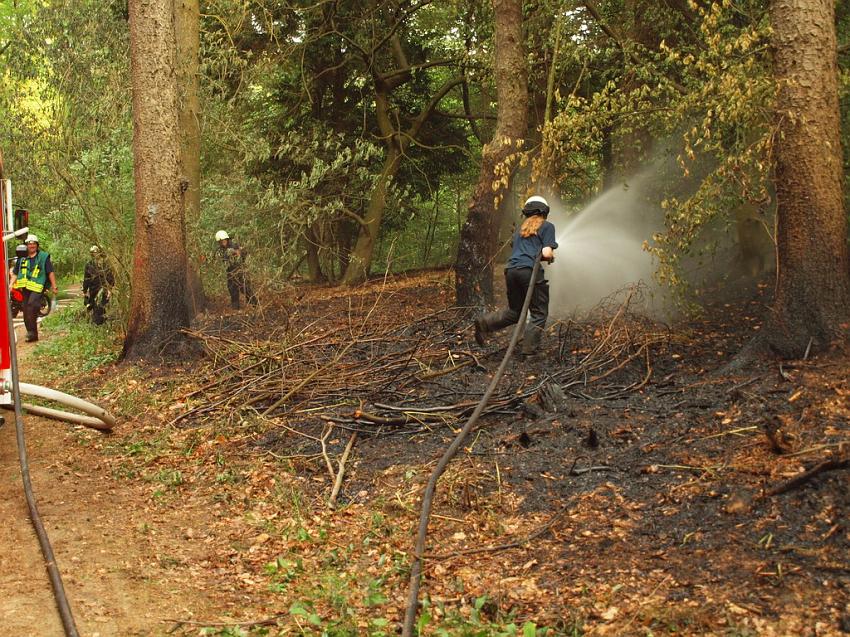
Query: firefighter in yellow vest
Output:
[[8, 234, 58, 342]]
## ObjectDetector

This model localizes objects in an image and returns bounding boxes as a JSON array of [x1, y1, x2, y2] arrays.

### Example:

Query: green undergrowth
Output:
[[26, 299, 121, 387], [195, 503, 566, 636]]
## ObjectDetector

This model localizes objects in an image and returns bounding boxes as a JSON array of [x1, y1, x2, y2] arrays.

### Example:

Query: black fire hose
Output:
[[401, 255, 543, 637], [4, 297, 79, 636]]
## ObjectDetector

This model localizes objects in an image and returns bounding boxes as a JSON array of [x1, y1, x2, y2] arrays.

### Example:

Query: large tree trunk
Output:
[[175, 0, 206, 314], [765, 0, 850, 356], [123, 0, 192, 359], [455, 0, 527, 307]]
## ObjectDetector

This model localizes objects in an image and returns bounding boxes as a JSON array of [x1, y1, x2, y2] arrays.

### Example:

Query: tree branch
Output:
[[434, 108, 497, 122], [764, 457, 849, 496], [380, 58, 460, 84], [371, 0, 435, 57], [407, 77, 465, 140], [582, 0, 626, 49], [461, 76, 483, 143], [581, 0, 687, 94]]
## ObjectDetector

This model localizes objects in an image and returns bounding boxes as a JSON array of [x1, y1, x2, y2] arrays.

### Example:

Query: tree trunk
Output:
[[765, 0, 850, 356], [175, 0, 206, 314], [305, 223, 327, 283], [422, 182, 440, 266], [455, 0, 528, 307], [335, 217, 357, 282], [342, 87, 403, 284], [124, 0, 192, 359]]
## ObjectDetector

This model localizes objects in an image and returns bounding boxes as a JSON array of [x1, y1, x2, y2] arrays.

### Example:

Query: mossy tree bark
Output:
[[123, 0, 192, 359], [765, 0, 850, 356], [455, 0, 527, 307]]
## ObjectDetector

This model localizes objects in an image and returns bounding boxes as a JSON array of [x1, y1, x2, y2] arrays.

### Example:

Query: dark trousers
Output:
[[22, 289, 44, 337], [475, 267, 550, 354], [504, 267, 549, 329], [86, 286, 108, 325], [480, 267, 549, 331], [226, 268, 256, 309]]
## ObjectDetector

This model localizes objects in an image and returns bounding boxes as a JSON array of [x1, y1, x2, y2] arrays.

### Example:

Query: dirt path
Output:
[[0, 329, 215, 635]]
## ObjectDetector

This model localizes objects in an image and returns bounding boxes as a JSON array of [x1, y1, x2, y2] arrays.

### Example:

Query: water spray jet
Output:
[[545, 174, 664, 318]]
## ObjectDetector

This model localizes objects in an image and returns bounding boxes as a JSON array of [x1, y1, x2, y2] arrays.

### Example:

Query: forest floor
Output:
[[1, 270, 848, 637]]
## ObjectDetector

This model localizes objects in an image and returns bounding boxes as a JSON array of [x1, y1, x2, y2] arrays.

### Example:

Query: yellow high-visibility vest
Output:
[[14, 251, 49, 292]]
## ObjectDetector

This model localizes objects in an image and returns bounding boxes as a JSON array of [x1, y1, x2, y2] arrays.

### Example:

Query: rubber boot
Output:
[[473, 309, 517, 346], [521, 325, 543, 356], [473, 317, 487, 346]]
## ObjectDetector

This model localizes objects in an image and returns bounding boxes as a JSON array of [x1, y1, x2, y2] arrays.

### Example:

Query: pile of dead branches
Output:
[[171, 283, 670, 436], [553, 285, 672, 399]]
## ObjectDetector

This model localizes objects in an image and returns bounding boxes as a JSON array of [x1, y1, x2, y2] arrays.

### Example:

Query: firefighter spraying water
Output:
[[472, 195, 558, 356]]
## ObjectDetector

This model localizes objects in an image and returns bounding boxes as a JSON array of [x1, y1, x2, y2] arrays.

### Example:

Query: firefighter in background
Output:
[[215, 230, 257, 309], [9, 234, 59, 343], [83, 245, 114, 325], [473, 196, 558, 355]]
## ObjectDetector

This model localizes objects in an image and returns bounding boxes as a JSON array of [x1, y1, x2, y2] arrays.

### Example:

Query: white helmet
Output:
[[215, 230, 230, 241], [522, 196, 550, 217], [90, 245, 100, 254], [25, 234, 39, 244]]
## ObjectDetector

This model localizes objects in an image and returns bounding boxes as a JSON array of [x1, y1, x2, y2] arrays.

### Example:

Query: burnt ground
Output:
[[9, 270, 849, 636]]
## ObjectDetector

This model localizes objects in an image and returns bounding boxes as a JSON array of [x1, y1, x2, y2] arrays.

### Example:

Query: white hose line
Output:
[[17, 383, 116, 431]]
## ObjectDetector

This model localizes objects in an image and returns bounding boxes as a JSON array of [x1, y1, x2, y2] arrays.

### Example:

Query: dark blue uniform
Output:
[[474, 217, 557, 354], [217, 239, 257, 309]]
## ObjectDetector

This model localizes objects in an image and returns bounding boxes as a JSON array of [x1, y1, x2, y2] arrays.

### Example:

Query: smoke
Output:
[[545, 171, 666, 319], [535, 141, 775, 321]]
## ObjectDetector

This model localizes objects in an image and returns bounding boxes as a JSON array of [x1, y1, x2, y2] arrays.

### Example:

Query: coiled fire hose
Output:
[[5, 298, 80, 636], [402, 255, 543, 636]]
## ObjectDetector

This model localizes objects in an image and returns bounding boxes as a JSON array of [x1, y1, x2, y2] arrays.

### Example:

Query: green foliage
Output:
[[194, 0, 481, 283], [416, 595, 556, 636], [535, 0, 776, 298], [2, 0, 845, 310], [0, 0, 134, 319], [2, 0, 482, 299], [265, 556, 303, 593]]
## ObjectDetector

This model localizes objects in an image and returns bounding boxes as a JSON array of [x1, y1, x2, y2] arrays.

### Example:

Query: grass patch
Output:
[[27, 299, 121, 386]]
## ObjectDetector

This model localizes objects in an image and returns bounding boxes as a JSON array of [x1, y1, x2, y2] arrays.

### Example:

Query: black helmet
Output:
[[522, 195, 550, 217]]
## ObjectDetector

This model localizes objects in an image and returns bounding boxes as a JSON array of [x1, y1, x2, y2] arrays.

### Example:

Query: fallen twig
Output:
[[329, 432, 358, 508], [764, 457, 849, 496], [568, 455, 613, 475], [320, 424, 335, 481], [165, 614, 285, 632]]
